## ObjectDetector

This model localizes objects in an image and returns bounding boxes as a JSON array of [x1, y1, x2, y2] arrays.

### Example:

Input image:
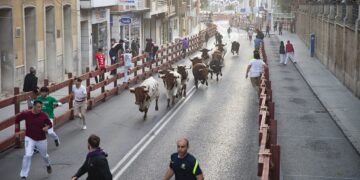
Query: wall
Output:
[[296, 3, 360, 98]]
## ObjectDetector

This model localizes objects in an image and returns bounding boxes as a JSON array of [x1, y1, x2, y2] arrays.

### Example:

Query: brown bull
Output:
[[200, 48, 212, 65], [177, 65, 190, 97], [190, 57, 209, 88], [159, 70, 182, 108]]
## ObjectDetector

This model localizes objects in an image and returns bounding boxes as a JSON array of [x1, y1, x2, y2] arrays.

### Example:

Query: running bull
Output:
[[130, 77, 160, 120]]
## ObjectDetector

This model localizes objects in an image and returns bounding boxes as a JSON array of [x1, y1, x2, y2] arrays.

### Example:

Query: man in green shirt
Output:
[[36, 87, 61, 147]]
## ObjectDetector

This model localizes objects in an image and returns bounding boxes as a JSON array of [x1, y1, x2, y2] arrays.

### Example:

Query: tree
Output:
[[277, 0, 294, 13], [201, 0, 209, 9]]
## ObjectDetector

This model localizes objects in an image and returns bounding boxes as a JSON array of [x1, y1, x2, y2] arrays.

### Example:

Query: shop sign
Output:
[[120, 17, 132, 24]]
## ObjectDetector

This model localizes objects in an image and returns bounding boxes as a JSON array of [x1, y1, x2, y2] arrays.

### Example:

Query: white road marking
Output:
[[111, 85, 199, 178]]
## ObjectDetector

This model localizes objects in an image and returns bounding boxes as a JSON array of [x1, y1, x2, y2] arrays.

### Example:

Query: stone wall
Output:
[[295, 1, 360, 98]]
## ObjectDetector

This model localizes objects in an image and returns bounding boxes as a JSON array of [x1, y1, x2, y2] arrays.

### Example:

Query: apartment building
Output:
[[0, 0, 79, 93]]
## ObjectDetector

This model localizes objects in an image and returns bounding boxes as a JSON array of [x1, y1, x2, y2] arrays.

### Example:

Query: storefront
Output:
[[92, 8, 110, 66], [111, 12, 143, 52]]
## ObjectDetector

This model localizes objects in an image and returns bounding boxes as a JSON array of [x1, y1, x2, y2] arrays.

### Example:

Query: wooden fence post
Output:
[[270, 145, 280, 180], [114, 66, 118, 95], [86, 67, 91, 100], [14, 87, 20, 114], [68, 73, 74, 120], [44, 79, 49, 87]]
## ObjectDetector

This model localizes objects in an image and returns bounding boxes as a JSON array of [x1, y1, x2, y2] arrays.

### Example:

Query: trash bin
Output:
[[310, 33, 315, 57]]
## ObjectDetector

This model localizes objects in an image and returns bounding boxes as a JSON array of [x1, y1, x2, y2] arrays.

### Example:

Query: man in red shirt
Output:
[[15, 100, 53, 179], [95, 48, 106, 83], [285, 40, 296, 65]]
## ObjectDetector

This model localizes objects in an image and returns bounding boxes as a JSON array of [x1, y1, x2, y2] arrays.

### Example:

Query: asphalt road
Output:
[[0, 21, 260, 180]]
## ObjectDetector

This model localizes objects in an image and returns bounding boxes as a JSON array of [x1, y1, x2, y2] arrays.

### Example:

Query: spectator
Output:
[[123, 49, 132, 84], [182, 37, 189, 58], [204, 31, 210, 46], [23, 66, 39, 109], [279, 41, 286, 65], [279, 22, 283, 35], [152, 43, 159, 60], [285, 40, 296, 64], [109, 39, 121, 75], [265, 25, 270, 37], [23, 67, 38, 93], [273, 22, 277, 32], [95, 48, 106, 83], [131, 39, 138, 57], [145, 38, 154, 62], [72, 134, 112, 180]]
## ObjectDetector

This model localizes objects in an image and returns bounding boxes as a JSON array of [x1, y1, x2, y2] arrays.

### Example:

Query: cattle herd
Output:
[[130, 32, 240, 119]]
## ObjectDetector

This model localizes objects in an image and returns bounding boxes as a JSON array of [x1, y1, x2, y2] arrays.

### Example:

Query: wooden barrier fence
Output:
[[257, 43, 281, 180], [0, 24, 217, 152]]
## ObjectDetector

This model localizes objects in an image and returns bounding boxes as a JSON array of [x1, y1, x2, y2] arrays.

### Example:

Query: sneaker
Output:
[[82, 126, 87, 130], [21, 177, 26, 179], [46, 165, 52, 174], [54, 139, 60, 147]]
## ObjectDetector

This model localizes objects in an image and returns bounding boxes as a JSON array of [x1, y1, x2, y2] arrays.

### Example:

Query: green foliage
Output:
[[225, 4, 236, 10], [277, 0, 294, 13], [201, 0, 209, 9]]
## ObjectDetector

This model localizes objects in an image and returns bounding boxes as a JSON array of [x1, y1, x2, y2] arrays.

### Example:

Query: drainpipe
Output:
[[77, 0, 81, 75]]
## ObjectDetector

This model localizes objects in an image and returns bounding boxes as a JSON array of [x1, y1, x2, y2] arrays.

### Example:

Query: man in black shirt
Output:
[[164, 138, 204, 180], [23, 67, 38, 93]]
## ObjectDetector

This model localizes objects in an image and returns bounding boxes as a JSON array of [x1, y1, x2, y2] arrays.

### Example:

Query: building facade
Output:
[[0, 0, 79, 94], [110, 0, 149, 53], [79, 0, 116, 73]]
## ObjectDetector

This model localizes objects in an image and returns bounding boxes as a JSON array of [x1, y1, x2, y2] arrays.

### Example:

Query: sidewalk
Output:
[[265, 33, 360, 179], [275, 31, 360, 154]]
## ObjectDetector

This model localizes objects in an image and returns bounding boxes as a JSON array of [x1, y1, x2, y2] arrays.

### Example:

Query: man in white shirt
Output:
[[245, 50, 268, 90], [72, 78, 87, 130]]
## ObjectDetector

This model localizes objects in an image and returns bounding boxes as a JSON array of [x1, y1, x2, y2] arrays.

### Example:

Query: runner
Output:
[[163, 138, 204, 180], [72, 78, 87, 130], [15, 100, 53, 179], [36, 87, 61, 146]]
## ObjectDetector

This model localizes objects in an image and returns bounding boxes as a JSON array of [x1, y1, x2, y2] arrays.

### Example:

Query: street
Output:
[[0, 21, 260, 180]]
